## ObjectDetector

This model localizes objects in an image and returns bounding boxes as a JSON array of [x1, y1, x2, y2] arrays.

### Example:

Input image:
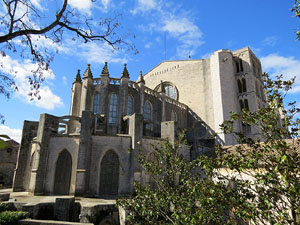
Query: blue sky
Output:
[[0, 0, 300, 142]]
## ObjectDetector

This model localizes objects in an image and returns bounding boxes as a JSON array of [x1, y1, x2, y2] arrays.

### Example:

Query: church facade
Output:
[[12, 47, 266, 198]]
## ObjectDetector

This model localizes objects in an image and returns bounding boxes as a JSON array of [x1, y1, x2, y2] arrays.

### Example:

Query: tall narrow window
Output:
[[93, 93, 100, 114], [144, 101, 152, 130], [237, 80, 242, 93], [109, 93, 118, 124], [239, 59, 244, 72], [127, 95, 134, 115], [244, 99, 249, 110], [239, 100, 244, 111], [242, 78, 247, 92], [236, 61, 240, 73]]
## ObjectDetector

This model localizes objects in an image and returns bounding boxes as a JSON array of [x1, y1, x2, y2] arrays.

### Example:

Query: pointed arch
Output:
[[99, 150, 119, 197], [53, 149, 72, 195]]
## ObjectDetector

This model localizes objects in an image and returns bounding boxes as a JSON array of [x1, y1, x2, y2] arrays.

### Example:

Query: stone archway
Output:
[[53, 149, 72, 195], [99, 150, 119, 197]]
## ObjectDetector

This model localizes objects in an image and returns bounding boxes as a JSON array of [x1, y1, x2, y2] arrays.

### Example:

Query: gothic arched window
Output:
[[239, 100, 244, 111], [127, 95, 134, 115], [237, 79, 242, 93], [239, 59, 244, 72], [144, 101, 152, 130], [93, 93, 100, 114], [242, 78, 247, 92], [244, 99, 249, 110], [109, 93, 118, 124], [236, 61, 240, 73]]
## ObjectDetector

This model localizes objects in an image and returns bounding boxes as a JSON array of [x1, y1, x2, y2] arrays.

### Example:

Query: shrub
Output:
[[0, 211, 27, 225]]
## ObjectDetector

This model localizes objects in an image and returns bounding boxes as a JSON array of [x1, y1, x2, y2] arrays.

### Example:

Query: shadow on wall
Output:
[[0, 139, 19, 188]]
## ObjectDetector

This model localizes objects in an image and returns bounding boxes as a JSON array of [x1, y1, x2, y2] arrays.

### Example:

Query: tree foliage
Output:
[[292, 0, 300, 40], [118, 73, 300, 225]]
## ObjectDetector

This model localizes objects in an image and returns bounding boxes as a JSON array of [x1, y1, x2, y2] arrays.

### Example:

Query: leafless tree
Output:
[[0, 0, 136, 123]]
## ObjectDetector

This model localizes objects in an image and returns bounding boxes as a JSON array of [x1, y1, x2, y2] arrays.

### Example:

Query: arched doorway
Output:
[[53, 150, 72, 195], [99, 150, 119, 197]]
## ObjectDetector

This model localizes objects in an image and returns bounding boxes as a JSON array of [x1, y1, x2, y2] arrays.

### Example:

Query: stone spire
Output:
[[83, 64, 93, 79], [137, 71, 145, 83], [73, 69, 82, 83], [101, 62, 109, 76], [121, 64, 129, 79]]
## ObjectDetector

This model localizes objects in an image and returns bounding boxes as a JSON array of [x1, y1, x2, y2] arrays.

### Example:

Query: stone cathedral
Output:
[[12, 47, 266, 198]]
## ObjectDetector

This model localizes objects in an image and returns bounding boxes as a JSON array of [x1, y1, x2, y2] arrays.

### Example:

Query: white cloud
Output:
[[0, 55, 63, 110], [62, 76, 68, 86], [131, 1, 203, 59], [261, 54, 300, 93], [0, 125, 22, 143], [30, 0, 44, 11], [131, 0, 157, 15], [76, 42, 129, 64], [101, 0, 111, 9], [261, 36, 278, 47], [69, 0, 92, 15], [145, 42, 152, 49], [161, 17, 203, 58]]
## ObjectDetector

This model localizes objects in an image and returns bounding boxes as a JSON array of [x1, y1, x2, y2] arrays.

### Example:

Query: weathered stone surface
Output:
[[54, 197, 75, 221]]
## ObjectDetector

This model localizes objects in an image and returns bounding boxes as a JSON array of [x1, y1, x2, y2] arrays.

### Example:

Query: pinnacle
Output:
[[121, 64, 130, 79], [137, 70, 145, 83], [83, 64, 93, 79], [101, 62, 109, 76], [73, 69, 82, 83]]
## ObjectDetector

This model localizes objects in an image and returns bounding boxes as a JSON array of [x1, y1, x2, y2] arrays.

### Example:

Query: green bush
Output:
[[0, 211, 27, 225], [0, 203, 11, 213]]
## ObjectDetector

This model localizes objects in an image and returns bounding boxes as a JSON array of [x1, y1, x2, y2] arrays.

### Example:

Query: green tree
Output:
[[118, 73, 300, 225], [292, 0, 300, 40]]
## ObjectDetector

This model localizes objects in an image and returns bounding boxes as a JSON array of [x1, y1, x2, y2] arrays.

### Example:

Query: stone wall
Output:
[[0, 140, 19, 187]]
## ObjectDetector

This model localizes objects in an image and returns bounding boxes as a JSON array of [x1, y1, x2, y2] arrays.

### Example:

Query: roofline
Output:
[[144, 59, 205, 77]]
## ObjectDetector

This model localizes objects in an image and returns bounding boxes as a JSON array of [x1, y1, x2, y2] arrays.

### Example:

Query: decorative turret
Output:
[[70, 69, 83, 125], [73, 69, 82, 84], [137, 71, 145, 84], [137, 71, 145, 114], [101, 62, 110, 86], [121, 64, 130, 79], [79, 64, 93, 115], [83, 64, 93, 79], [101, 62, 109, 76]]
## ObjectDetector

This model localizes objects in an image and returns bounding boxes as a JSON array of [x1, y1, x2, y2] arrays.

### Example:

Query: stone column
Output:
[[13, 121, 39, 192], [75, 111, 93, 196], [33, 114, 59, 195]]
